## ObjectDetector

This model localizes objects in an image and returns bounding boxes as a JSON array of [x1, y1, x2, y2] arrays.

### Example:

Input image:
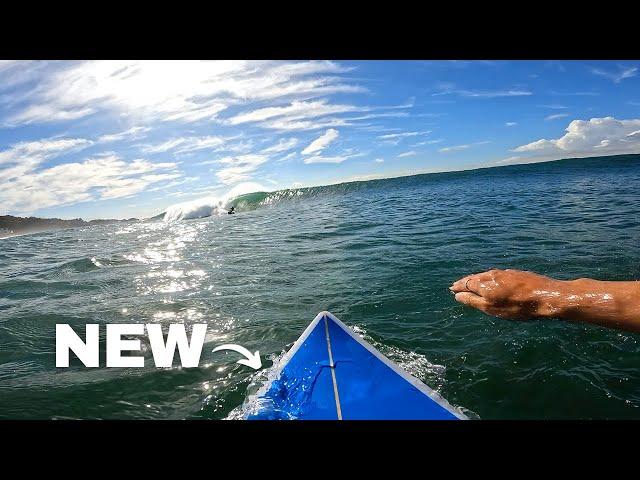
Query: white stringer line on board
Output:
[[323, 315, 343, 420], [321, 311, 468, 420]]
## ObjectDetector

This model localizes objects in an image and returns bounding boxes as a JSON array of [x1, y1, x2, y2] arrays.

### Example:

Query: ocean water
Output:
[[1, 154, 639, 420]]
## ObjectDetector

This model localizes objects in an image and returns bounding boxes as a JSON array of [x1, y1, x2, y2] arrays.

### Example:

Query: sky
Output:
[[0, 60, 639, 220]]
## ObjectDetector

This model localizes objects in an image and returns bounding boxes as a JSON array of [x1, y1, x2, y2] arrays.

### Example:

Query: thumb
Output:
[[454, 291, 491, 312]]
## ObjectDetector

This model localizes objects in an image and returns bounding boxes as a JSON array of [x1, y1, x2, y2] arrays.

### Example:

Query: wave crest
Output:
[[163, 177, 382, 222], [163, 182, 267, 222]]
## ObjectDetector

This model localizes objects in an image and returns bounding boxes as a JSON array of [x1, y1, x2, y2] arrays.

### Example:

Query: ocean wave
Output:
[[163, 182, 268, 222], [163, 178, 387, 222]]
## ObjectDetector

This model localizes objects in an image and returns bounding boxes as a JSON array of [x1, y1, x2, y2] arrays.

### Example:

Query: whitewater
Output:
[[163, 182, 268, 222]]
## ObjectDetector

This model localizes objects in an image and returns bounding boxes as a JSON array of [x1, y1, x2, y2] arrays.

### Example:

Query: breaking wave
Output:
[[163, 182, 268, 222], [163, 176, 391, 222]]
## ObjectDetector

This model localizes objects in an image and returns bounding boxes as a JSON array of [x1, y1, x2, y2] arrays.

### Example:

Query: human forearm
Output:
[[536, 278, 640, 331], [450, 269, 640, 333]]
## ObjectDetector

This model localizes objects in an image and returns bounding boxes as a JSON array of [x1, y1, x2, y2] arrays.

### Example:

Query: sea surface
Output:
[[1, 154, 639, 419]]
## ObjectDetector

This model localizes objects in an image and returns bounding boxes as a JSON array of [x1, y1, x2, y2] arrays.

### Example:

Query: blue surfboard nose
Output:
[[247, 311, 466, 420]]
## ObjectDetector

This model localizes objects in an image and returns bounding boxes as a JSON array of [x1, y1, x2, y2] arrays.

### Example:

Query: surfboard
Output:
[[246, 311, 467, 420]]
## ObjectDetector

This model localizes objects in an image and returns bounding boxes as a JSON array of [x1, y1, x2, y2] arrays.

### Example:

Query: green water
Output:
[[1, 154, 639, 419]]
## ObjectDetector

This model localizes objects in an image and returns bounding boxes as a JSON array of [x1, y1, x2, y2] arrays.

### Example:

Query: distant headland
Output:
[[0, 215, 141, 239]]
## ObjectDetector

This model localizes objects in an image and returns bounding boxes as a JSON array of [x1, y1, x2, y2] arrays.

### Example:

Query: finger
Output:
[[450, 275, 471, 292], [449, 273, 481, 292], [454, 291, 491, 312], [450, 271, 492, 294], [463, 276, 484, 295]]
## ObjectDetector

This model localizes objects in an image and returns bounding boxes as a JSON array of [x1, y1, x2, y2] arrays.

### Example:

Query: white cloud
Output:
[[193, 140, 257, 166], [0, 154, 179, 214], [98, 126, 150, 143], [2, 61, 364, 126], [505, 122, 518, 127], [7, 105, 95, 125], [143, 135, 227, 154], [221, 139, 255, 155], [142, 138, 186, 153], [397, 150, 417, 158], [412, 139, 443, 146], [226, 98, 412, 131], [493, 156, 522, 165], [349, 112, 409, 122], [374, 158, 384, 163], [215, 165, 258, 184], [217, 154, 267, 166], [146, 176, 199, 193], [303, 152, 363, 164], [214, 154, 269, 184], [0, 137, 95, 185], [439, 141, 490, 153], [378, 130, 432, 146], [0, 137, 93, 167], [227, 99, 359, 126], [545, 113, 569, 121], [260, 116, 357, 131], [513, 116, 640, 160], [377, 131, 430, 140], [245, 109, 409, 132], [462, 90, 532, 98], [261, 137, 298, 153], [174, 136, 228, 154], [301, 128, 339, 155], [276, 152, 296, 162], [360, 126, 403, 133], [591, 65, 638, 83], [434, 84, 532, 98], [0, 61, 42, 91]]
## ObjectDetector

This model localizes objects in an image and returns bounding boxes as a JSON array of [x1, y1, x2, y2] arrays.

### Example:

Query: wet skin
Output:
[[450, 269, 640, 332]]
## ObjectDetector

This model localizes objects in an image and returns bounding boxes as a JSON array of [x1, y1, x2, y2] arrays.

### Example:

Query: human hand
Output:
[[450, 269, 563, 320]]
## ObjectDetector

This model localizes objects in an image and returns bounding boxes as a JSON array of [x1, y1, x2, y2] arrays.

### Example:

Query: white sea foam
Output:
[[163, 182, 266, 222], [163, 196, 223, 222]]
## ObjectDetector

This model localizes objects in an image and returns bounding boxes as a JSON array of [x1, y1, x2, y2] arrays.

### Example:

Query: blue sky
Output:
[[0, 60, 638, 219]]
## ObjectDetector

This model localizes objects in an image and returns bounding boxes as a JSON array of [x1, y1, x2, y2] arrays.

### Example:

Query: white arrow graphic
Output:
[[212, 344, 262, 370]]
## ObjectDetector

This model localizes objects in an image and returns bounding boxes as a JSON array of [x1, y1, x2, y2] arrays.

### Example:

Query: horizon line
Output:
[[5, 151, 639, 222]]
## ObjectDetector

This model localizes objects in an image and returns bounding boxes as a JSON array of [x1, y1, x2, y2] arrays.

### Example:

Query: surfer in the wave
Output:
[[451, 269, 640, 333], [227, 206, 235, 215]]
